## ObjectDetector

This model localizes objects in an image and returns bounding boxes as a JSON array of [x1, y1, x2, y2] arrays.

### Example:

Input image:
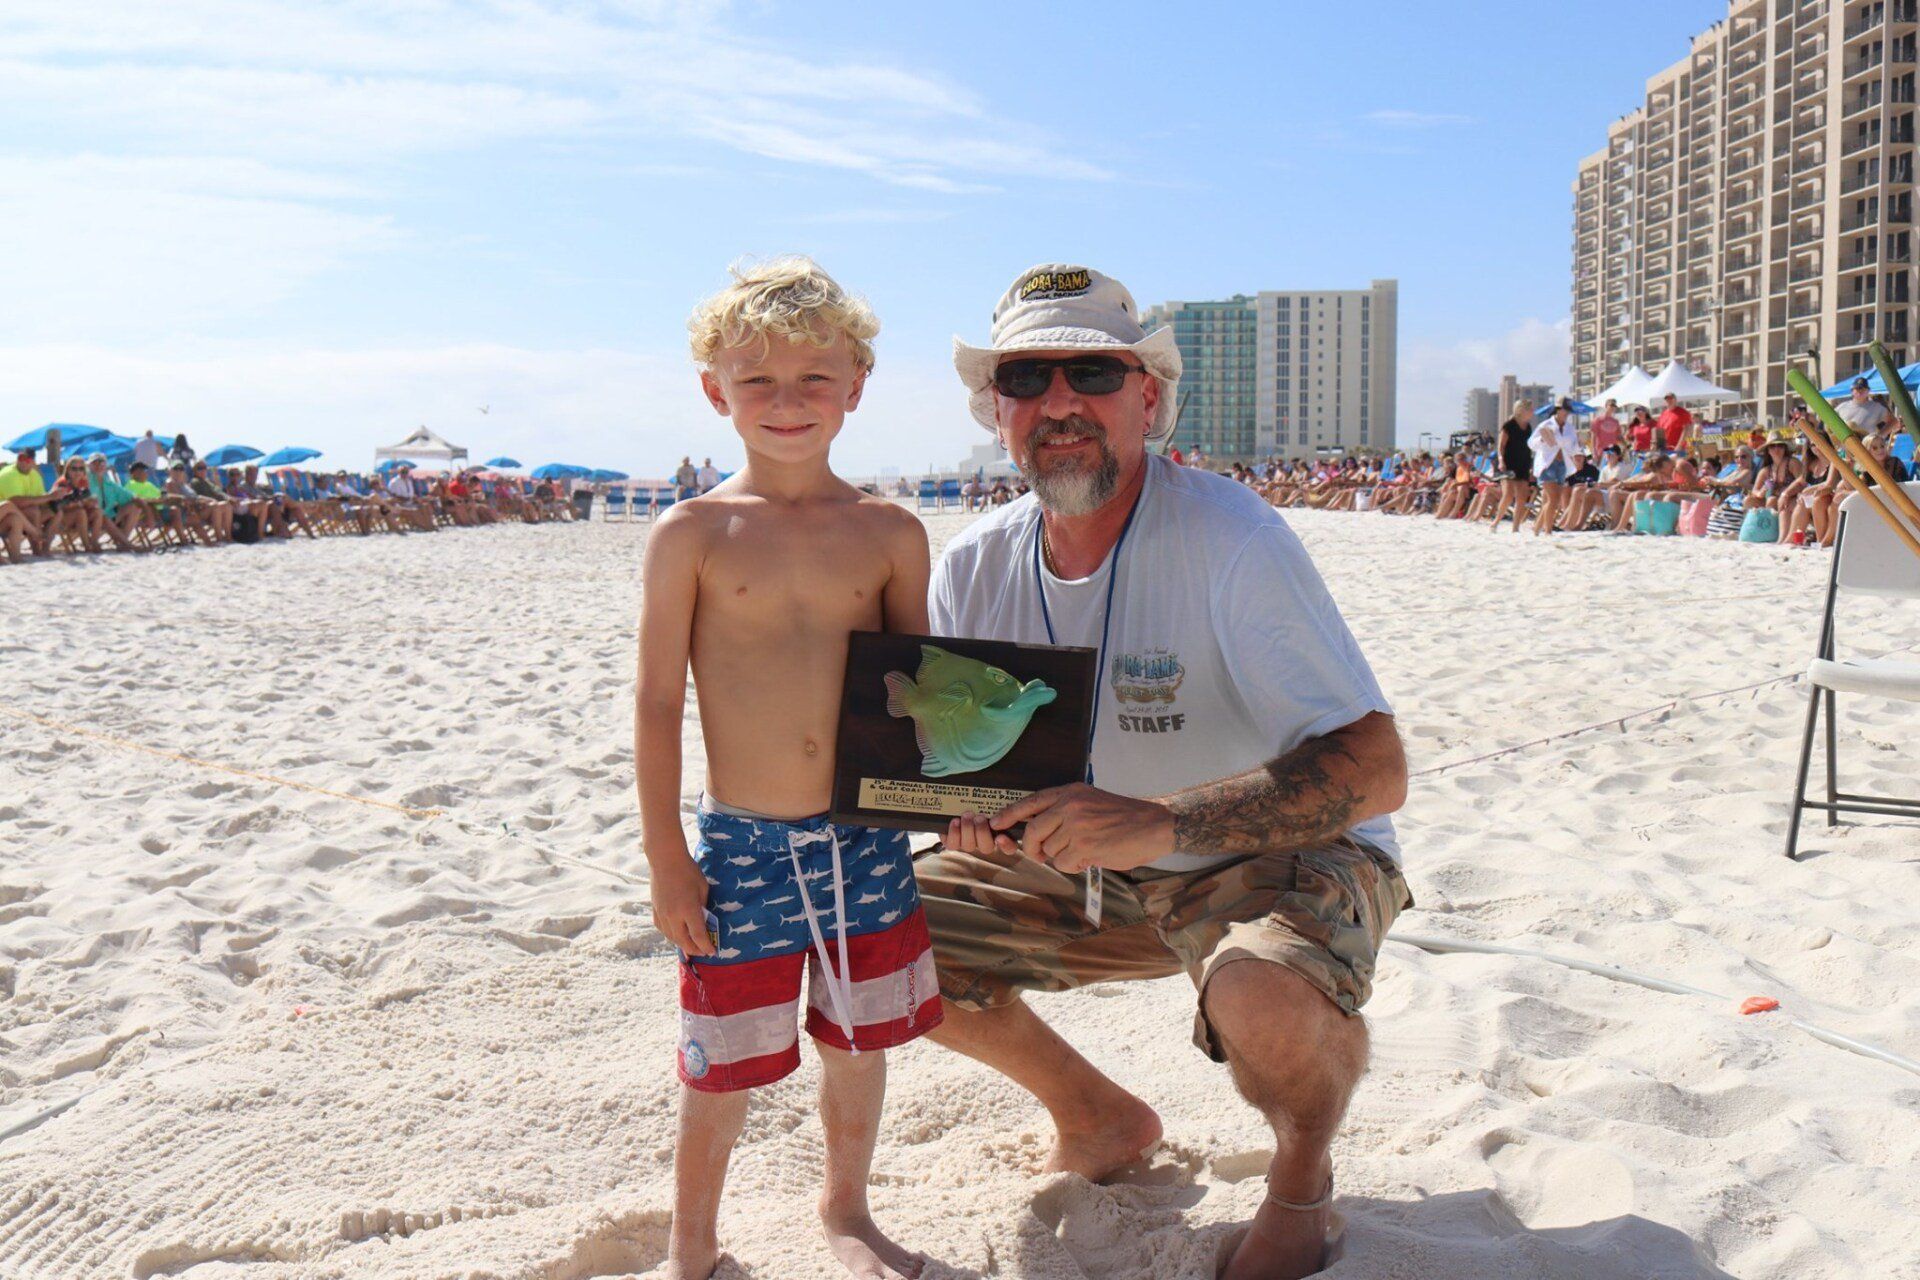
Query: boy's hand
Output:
[[651, 852, 715, 958]]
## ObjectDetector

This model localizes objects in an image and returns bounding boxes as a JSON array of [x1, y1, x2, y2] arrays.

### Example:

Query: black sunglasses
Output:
[[992, 355, 1144, 399]]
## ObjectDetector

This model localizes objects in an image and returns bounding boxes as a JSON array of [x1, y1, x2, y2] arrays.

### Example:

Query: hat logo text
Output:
[[1018, 269, 1092, 301]]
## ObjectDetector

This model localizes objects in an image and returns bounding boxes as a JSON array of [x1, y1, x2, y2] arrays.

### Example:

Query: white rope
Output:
[[1389, 932, 1920, 1080]]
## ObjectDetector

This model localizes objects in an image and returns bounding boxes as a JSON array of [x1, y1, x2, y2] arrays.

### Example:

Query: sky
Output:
[[0, 0, 1728, 476]]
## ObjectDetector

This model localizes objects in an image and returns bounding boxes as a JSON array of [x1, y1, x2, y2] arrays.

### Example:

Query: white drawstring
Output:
[[786, 828, 857, 1053]]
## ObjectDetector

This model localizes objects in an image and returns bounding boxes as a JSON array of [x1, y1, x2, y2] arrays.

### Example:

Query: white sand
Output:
[[1, 509, 1916, 1279]]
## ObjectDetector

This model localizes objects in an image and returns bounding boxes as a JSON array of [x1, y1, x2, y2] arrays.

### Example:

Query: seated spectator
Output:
[[1556, 451, 1601, 530], [84, 453, 155, 551], [178, 462, 236, 541], [0, 447, 51, 557], [123, 461, 188, 546], [1608, 453, 1675, 531], [384, 467, 439, 531], [44, 457, 105, 552]]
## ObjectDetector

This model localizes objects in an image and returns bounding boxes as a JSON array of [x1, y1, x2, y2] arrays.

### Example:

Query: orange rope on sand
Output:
[[0, 707, 445, 820]]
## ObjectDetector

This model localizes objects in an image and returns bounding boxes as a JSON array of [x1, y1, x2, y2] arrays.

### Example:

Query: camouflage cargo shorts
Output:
[[915, 836, 1413, 1062]]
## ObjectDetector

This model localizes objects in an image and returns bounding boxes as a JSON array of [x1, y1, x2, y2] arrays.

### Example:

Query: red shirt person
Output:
[[1656, 393, 1693, 452], [1628, 409, 1655, 453]]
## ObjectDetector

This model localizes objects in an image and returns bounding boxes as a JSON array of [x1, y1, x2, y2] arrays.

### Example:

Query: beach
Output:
[[1, 509, 1916, 1279]]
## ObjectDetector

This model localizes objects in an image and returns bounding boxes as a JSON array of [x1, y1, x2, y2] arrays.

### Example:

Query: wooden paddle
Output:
[[1786, 368, 1920, 561]]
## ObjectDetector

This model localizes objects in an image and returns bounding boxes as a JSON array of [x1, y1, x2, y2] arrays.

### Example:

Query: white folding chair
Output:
[[1784, 481, 1920, 859]]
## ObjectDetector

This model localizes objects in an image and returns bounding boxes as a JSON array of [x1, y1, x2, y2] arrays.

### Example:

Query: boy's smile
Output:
[[700, 328, 868, 464]]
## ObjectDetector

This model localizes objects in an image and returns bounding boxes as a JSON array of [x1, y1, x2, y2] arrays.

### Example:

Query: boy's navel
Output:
[[804, 739, 819, 756], [735, 585, 747, 596]]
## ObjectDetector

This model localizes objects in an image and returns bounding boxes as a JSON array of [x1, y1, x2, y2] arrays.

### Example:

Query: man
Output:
[[921, 265, 1410, 1280], [1656, 391, 1693, 453], [694, 456, 721, 493], [0, 447, 51, 555], [133, 430, 166, 471], [674, 455, 699, 500], [385, 466, 437, 531], [1838, 377, 1889, 437], [123, 461, 186, 545]]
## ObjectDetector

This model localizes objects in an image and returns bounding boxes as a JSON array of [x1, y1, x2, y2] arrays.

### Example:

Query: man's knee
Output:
[[1203, 960, 1367, 1112]]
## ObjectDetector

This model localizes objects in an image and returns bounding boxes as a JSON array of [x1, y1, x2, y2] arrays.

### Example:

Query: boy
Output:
[[636, 257, 939, 1280]]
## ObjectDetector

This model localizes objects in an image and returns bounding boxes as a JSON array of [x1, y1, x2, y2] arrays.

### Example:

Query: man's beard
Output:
[[1018, 415, 1122, 516]]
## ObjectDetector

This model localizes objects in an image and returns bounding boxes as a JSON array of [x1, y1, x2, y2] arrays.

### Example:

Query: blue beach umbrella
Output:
[[204, 444, 264, 467], [262, 446, 323, 467], [588, 468, 629, 482], [92, 436, 138, 461], [376, 458, 415, 474], [531, 463, 587, 479], [484, 456, 522, 468], [1819, 362, 1920, 398], [6, 423, 110, 452]]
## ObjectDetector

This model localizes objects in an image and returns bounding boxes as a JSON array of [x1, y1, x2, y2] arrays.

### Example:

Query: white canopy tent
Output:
[[373, 426, 470, 471], [1591, 364, 1656, 407], [1645, 360, 1740, 403]]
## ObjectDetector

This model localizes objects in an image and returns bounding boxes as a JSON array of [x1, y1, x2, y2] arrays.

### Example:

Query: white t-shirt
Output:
[[1839, 396, 1888, 435], [928, 454, 1399, 872], [387, 474, 414, 499], [133, 437, 165, 468], [696, 465, 721, 491]]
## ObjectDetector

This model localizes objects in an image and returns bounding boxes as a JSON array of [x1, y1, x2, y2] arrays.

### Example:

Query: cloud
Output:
[[0, 2, 1116, 341], [1364, 109, 1476, 128], [0, 155, 396, 342], [1397, 317, 1571, 443], [0, 339, 982, 477], [0, 4, 1105, 181]]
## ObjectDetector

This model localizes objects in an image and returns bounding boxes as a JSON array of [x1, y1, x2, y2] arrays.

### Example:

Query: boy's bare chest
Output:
[[699, 517, 891, 616]]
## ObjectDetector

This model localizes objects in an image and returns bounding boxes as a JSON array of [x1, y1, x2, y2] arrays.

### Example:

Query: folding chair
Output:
[[917, 479, 939, 513], [605, 487, 628, 521], [937, 478, 961, 511], [1784, 481, 1920, 858]]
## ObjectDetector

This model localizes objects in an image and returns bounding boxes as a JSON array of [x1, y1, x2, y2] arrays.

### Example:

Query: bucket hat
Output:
[[954, 264, 1183, 443]]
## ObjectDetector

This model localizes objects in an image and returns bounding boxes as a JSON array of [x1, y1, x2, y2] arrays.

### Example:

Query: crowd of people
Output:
[[1224, 383, 1914, 547], [0, 431, 578, 564]]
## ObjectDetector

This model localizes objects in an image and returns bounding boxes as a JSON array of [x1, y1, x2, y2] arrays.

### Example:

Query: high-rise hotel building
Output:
[[1142, 279, 1397, 458], [1572, 0, 1916, 425]]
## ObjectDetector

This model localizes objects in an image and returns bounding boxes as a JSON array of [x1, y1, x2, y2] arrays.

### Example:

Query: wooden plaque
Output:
[[829, 631, 1097, 833]]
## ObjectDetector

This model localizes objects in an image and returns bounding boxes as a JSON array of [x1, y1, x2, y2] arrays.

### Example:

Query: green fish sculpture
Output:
[[883, 645, 1057, 777]]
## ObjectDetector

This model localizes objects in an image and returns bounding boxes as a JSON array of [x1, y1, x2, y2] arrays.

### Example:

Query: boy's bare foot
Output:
[[1043, 1093, 1163, 1182], [820, 1203, 923, 1279], [1217, 1175, 1332, 1280]]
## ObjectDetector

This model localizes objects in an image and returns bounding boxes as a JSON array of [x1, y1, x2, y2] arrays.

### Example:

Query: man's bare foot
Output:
[[819, 1203, 923, 1279], [1217, 1175, 1331, 1280], [1043, 1092, 1163, 1181], [661, 1234, 721, 1280]]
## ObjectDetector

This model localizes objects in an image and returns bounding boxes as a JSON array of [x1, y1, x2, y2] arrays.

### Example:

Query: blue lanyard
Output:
[[1031, 483, 1143, 787], [1031, 482, 1142, 926]]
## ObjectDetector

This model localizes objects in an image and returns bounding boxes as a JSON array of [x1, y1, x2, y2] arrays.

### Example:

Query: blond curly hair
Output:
[[688, 256, 879, 371]]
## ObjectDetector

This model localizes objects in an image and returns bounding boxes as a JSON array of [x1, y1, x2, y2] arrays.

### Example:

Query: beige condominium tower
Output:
[[1572, 0, 1915, 425], [1143, 280, 1397, 460]]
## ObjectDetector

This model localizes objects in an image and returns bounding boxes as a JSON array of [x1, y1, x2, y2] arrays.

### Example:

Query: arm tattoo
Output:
[[1168, 734, 1363, 857]]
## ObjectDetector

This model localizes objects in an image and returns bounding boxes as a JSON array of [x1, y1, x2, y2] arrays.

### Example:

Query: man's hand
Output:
[[982, 784, 1176, 874], [651, 851, 714, 958]]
